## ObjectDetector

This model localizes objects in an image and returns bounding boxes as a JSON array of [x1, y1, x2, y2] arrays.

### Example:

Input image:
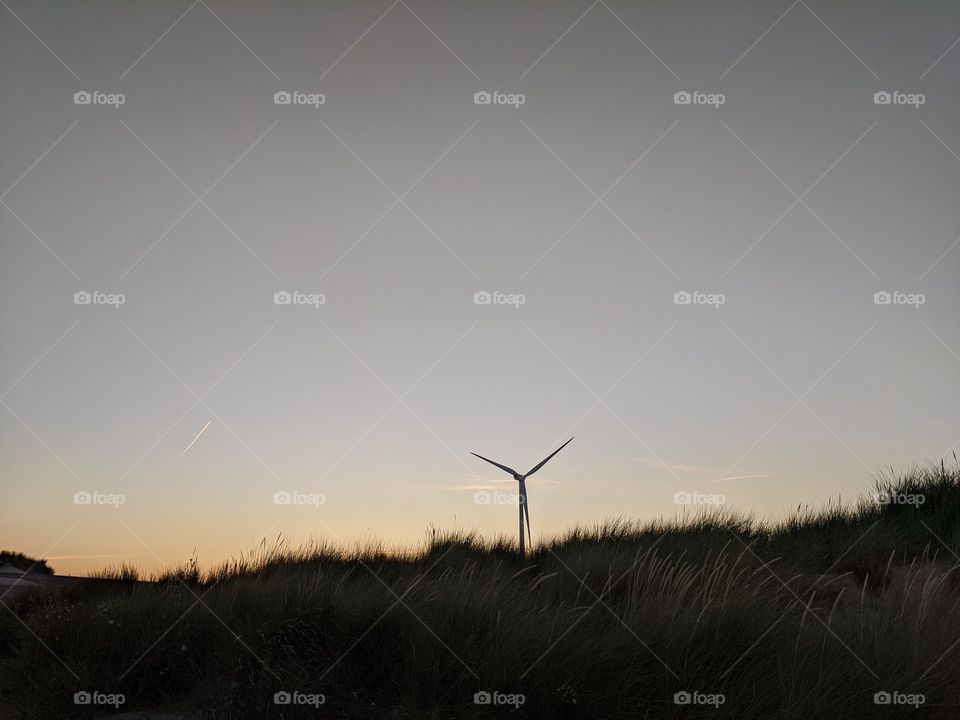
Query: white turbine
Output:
[[470, 437, 574, 556]]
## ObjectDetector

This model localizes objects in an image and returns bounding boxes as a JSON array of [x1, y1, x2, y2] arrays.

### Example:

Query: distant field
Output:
[[3, 461, 960, 719]]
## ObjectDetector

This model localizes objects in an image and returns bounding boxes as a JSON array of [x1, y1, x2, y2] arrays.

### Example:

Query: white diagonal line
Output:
[[1, 320, 78, 400], [721, 120, 878, 279], [920, 34, 960, 79], [720, 0, 800, 79], [1, 198, 81, 279], [521, 320, 683, 484], [363, 563, 480, 678], [520, 536, 665, 678], [317, 322, 478, 481], [179, 420, 212, 456], [317, 119, 481, 280], [521, 120, 679, 279], [719, 320, 879, 476], [919, 235, 960, 280], [916, 520, 960, 679], [120, 0, 200, 78], [120, 119, 281, 279], [118, 589, 213, 680], [318, 0, 401, 80], [0, 599, 80, 677], [547, 320, 679, 453], [520, 120, 679, 279], [720, 602, 796, 678], [0, 521, 78, 603], [520, 0, 600, 80], [118, 520, 280, 681], [548, 549, 680, 678], [720, 119, 880, 279], [198, 0, 279, 79], [0, 0, 80, 79], [317, 543, 457, 681], [399, 0, 478, 79], [120, 120, 279, 279], [0, 398, 82, 481], [920, 119, 960, 164], [1, 121, 79, 200], [723, 522, 877, 678], [920, 321, 960, 364], [730, 531, 879, 678], [799, 1, 878, 78], [599, 0, 679, 79], [118, 320, 280, 481], [317, 319, 479, 477]]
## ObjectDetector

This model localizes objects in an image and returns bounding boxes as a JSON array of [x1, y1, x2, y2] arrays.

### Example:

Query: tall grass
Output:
[[3, 460, 960, 718]]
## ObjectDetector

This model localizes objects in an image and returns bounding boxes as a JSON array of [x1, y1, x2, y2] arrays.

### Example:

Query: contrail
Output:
[[180, 420, 212, 457]]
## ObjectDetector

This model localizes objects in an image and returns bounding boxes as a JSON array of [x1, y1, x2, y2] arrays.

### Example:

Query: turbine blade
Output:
[[524, 437, 574, 477], [470, 452, 519, 476]]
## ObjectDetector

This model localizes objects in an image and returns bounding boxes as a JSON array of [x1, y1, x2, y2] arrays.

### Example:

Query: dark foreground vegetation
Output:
[[3, 461, 960, 718]]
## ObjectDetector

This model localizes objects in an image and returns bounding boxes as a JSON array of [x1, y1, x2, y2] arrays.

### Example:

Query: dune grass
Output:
[[3, 460, 960, 718]]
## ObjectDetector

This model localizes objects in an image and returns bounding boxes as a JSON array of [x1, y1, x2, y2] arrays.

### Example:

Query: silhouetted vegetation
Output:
[[0, 551, 54, 575], [3, 460, 960, 718]]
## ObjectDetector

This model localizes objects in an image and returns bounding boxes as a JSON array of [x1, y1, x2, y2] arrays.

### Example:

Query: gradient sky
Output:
[[2, 0, 959, 575]]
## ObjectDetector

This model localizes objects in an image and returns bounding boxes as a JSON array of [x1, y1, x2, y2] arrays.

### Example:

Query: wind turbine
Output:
[[470, 437, 574, 556]]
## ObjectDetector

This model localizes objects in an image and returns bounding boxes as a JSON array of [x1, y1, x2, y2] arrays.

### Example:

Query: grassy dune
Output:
[[3, 461, 960, 718]]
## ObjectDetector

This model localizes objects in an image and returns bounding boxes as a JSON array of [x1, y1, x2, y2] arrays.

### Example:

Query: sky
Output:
[[2, 0, 959, 576]]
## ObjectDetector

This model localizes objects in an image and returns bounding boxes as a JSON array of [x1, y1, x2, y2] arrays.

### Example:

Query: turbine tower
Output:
[[470, 437, 574, 555]]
